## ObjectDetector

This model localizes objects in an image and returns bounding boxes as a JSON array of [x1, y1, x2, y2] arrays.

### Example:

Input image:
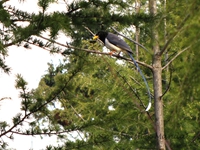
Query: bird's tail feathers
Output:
[[128, 53, 151, 111]]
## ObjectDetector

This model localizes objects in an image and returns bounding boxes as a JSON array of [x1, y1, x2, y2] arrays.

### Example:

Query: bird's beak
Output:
[[93, 35, 99, 40]]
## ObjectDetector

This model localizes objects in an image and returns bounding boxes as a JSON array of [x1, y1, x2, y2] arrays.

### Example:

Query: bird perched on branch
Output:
[[93, 31, 151, 111]]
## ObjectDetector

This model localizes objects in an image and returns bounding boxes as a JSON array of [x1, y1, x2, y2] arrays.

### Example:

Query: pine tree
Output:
[[1, 0, 200, 149]]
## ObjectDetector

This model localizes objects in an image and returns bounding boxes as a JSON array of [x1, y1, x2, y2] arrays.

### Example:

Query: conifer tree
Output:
[[1, 0, 200, 149]]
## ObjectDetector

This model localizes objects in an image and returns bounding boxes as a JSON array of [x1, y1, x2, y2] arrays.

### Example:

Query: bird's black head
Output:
[[93, 31, 108, 43]]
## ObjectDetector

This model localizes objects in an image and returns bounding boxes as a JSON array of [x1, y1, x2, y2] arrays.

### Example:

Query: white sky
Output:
[[0, 1, 70, 149]]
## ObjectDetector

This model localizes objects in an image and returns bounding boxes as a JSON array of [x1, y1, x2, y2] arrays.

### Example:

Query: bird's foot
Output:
[[109, 50, 117, 56]]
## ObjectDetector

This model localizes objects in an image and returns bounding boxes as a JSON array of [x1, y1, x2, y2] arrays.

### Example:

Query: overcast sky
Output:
[[0, 1, 69, 149]]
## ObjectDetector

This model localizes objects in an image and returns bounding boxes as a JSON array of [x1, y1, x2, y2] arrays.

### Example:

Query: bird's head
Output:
[[93, 31, 108, 43]]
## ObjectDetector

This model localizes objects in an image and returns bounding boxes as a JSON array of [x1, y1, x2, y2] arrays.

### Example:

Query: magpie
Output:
[[93, 31, 151, 111]]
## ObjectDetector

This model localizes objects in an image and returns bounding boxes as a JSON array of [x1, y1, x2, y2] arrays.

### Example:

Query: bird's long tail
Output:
[[128, 53, 151, 111]]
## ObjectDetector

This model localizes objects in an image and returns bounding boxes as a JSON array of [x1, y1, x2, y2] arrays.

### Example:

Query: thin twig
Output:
[[161, 67, 173, 98], [83, 26, 95, 36], [160, 14, 190, 56], [83, 25, 104, 45], [130, 76, 143, 86], [111, 27, 151, 54], [162, 45, 191, 70], [191, 131, 200, 143], [67, 99, 85, 122], [38, 35, 153, 69]]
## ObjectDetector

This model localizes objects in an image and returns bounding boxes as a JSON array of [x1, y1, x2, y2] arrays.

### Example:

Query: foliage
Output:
[[29, 41, 154, 149], [1, 0, 200, 149]]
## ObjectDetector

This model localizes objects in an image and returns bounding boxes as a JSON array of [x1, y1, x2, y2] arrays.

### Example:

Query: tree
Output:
[[149, 0, 165, 149], [1, 0, 200, 149]]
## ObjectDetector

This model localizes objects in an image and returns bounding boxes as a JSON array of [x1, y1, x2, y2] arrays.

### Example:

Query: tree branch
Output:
[[161, 67, 173, 98], [116, 70, 147, 110], [111, 27, 151, 54], [191, 131, 200, 143], [10, 130, 70, 136], [162, 45, 191, 70], [159, 14, 190, 56], [37, 35, 153, 70], [0, 70, 77, 138], [4, 38, 25, 48], [0, 97, 11, 101]]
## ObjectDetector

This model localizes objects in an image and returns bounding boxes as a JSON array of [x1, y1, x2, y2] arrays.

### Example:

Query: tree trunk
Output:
[[149, 0, 165, 149], [135, 0, 140, 60], [153, 54, 165, 150], [135, 27, 140, 60]]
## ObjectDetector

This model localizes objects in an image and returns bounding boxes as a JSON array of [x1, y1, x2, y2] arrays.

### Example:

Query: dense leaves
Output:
[[1, 0, 200, 149], [31, 43, 154, 149]]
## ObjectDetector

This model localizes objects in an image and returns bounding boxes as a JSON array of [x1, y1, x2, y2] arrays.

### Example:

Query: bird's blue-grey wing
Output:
[[106, 33, 132, 53]]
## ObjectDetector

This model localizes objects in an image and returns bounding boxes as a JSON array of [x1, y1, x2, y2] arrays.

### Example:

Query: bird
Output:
[[93, 31, 151, 111]]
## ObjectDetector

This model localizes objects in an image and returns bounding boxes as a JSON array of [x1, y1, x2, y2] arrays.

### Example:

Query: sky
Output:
[[0, 1, 70, 149]]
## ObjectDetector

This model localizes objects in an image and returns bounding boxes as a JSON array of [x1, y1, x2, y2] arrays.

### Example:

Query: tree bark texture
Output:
[[149, 0, 166, 149]]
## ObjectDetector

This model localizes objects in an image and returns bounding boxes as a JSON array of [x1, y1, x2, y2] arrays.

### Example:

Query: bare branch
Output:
[[66, 99, 85, 122], [161, 67, 173, 98], [112, 65, 145, 110], [159, 14, 190, 56], [135, 60, 152, 70], [83, 26, 95, 36], [26, 41, 53, 52], [130, 76, 143, 86], [162, 45, 191, 70], [111, 27, 151, 54], [38, 35, 153, 70], [83, 25, 104, 45], [191, 131, 200, 143]]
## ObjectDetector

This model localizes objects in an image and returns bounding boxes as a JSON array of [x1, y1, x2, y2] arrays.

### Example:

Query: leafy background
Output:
[[0, 0, 200, 149]]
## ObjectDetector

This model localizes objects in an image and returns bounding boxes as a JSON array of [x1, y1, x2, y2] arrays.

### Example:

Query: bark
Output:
[[135, 0, 140, 60], [149, 0, 165, 149], [153, 54, 165, 150], [135, 27, 140, 60]]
